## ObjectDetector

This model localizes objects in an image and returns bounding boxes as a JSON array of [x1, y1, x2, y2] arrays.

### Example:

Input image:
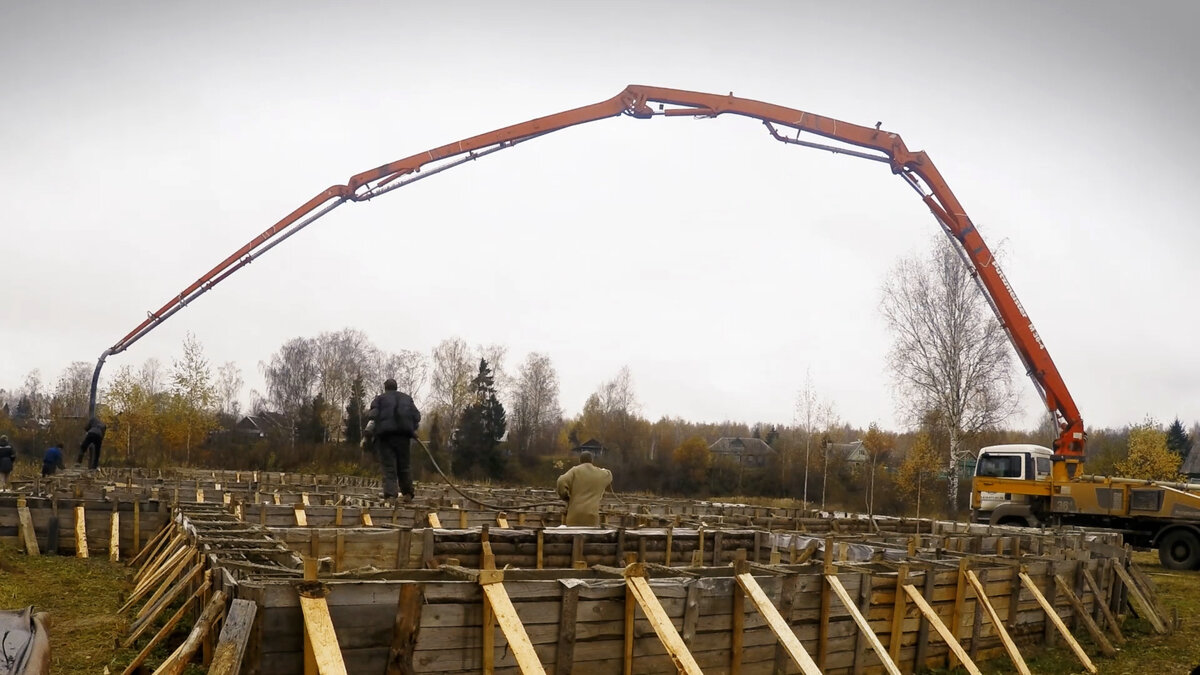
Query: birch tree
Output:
[[510, 352, 563, 458], [881, 237, 1019, 512]]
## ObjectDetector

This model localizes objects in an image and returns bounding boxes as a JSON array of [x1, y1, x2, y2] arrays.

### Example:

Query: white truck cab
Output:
[[972, 444, 1053, 525]]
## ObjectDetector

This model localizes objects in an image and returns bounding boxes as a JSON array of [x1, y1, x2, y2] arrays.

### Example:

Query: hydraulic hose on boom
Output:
[[87, 85, 1085, 475]]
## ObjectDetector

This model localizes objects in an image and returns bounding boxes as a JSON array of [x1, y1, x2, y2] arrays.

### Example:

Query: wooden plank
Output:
[[888, 564, 908, 664], [825, 575, 900, 675], [948, 557, 969, 669], [1018, 572, 1097, 673], [299, 588, 348, 675], [852, 570, 870, 675], [732, 576, 744, 674], [914, 567, 935, 668], [110, 511, 121, 562], [554, 583, 580, 675], [483, 579, 494, 674], [965, 569, 1030, 675], [18, 505, 39, 556], [903, 584, 982, 675], [209, 599, 259, 675], [295, 504, 308, 527], [133, 500, 141, 556], [623, 580, 635, 675], [1082, 567, 1125, 644], [681, 579, 700, 648], [428, 513, 442, 528], [482, 581, 548, 675], [121, 579, 211, 675], [154, 589, 227, 675], [818, 538, 833, 670], [1054, 574, 1117, 658], [387, 584, 423, 675], [361, 509, 374, 526], [75, 505, 89, 558], [1112, 563, 1168, 634], [735, 572, 821, 675], [625, 573, 702, 675], [774, 573, 800, 675]]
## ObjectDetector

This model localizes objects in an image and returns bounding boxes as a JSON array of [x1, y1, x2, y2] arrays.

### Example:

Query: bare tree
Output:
[[511, 352, 563, 457], [794, 369, 833, 508], [377, 348, 429, 404], [881, 237, 1020, 511], [216, 361, 244, 418], [315, 328, 375, 442], [53, 361, 92, 419], [428, 337, 475, 432], [260, 337, 319, 425], [139, 358, 166, 397], [22, 369, 46, 419]]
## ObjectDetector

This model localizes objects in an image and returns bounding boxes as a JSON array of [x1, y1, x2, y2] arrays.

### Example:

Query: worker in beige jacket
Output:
[[556, 451, 612, 526]]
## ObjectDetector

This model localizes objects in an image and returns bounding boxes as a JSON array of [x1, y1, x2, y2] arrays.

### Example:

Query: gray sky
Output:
[[2, 1, 1198, 432]]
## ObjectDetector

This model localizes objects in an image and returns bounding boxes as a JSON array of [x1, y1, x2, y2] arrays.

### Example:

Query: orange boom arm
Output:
[[88, 85, 1084, 465]]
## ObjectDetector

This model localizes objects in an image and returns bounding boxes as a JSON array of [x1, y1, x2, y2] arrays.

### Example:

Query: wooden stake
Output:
[[17, 502, 39, 556], [1054, 574, 1116, 657], [205, 599, 258, 675], [1018, 572, 1098, 673], [965, 569, 1031, 675], [299, 585, 348, 675], [386, 584, 423, 675], [110, 511, 121, 562], [625, 566, 702, 675], [154, 589, 228, 675], [1113, 563, 1168, 634], [1082, 568, 1125, 644], [826, 574, 901, 675], [903, 584, 982, 675], [735, 570, 821, 675], [75, 505, 89, 558], [888, 564, 909, 664]]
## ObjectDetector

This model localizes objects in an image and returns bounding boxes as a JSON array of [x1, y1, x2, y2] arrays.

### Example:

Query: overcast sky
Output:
[[2, 1, 1197, 434]]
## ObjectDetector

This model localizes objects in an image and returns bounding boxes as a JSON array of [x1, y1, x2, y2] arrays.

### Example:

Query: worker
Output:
[[556, 451, 612, 526], [0, 435, 14, 490], [366, 378, 421, 502], [42, 442, 65, 477], [77, 416, 107, 470]]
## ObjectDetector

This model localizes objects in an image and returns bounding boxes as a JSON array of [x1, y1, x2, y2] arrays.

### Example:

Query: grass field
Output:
[[2, 543, 1198, 674]]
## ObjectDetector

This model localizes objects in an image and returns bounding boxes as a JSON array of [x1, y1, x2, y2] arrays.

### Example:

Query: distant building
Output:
[[571, 438, 608, 457], [234, 412, 290, 440], [709, 437, 777, 467], [827, 440, 867, 465]]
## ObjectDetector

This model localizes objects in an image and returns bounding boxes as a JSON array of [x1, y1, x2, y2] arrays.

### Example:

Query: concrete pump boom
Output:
[[87, 85, 1085, 476]]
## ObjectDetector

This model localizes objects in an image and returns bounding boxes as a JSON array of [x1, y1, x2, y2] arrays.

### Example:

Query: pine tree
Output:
[[344, 375, 366, 445], [1166, 417, 1192, 459], [14, 395, 31, 420], [452, 359, 508, 479]]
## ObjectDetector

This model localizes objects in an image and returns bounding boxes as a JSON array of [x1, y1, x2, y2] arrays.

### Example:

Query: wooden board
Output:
[[483, 581, 548, 675], [825, 574, 900, 675], [209, 599, 259, 675], [966, 569, 1030, 675], [299, 592, 349, 675], [902, 584, 981, 675], [735, 572, 820, 675], [625, 574, 702, 675], [1018, 572, 1096, 674]]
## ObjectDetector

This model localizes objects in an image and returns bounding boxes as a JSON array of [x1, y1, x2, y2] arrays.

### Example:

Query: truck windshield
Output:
[[976, 454, 1023, 478]]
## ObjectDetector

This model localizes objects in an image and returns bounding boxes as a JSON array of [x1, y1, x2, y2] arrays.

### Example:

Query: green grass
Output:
[[0, 541, 206, 674]]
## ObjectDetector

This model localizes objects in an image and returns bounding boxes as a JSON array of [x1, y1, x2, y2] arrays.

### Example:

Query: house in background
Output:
[[709, 437, 777, 467], [234, 412, 290, 441], [827, 440, 867, 466], [571, 438, 608, 457], [1182, 450, 1200, 482]]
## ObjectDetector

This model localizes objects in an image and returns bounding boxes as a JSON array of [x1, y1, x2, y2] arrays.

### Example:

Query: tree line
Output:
[[1, 236, 1195, 518]]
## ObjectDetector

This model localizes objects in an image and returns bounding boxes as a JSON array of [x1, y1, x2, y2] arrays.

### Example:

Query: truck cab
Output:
[[972, 444, 1053, 526]]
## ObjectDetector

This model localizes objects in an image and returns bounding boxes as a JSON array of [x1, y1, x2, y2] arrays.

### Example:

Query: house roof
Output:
[[709, 437, 776, 456], [828, 440, 867, 461], [571, 438, 606, 453]]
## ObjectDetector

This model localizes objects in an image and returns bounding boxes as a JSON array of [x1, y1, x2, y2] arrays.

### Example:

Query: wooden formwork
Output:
[[3, 470, 1173, 674]]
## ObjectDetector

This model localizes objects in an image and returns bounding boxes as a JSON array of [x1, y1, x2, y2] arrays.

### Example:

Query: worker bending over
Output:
[[556, 451, 612, 526]]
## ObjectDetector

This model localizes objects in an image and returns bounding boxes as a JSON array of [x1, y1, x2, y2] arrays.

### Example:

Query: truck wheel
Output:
[[1158, 529, 1200, 570]]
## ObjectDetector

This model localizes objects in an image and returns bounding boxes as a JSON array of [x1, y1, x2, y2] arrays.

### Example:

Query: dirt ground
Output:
[[2, 542, 1198, 674]]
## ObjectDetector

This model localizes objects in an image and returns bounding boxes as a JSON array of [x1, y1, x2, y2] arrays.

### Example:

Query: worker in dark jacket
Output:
[[77, 416, 107, 470], [366, 378, 421, 502], [42, 443, 65, 477], [0, 435, 14, 490]]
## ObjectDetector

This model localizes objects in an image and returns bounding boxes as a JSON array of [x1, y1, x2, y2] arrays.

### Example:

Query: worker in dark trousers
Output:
[[366, 378, 421, 502], [77, 416, 107, 470]]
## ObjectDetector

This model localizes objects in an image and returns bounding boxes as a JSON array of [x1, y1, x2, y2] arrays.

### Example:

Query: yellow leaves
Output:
[[672, 436, 711, 488], [1115, 421, 1182, 481], [897, 431, 942, 507]]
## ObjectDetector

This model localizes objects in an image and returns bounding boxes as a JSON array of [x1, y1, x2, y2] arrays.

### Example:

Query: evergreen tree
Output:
[[343, 375, 366, 445], [452, 359, 508, 478], [14, 395, 31, 420], [298, 394, 328, 444], [1166, 417, 1192, 458]]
